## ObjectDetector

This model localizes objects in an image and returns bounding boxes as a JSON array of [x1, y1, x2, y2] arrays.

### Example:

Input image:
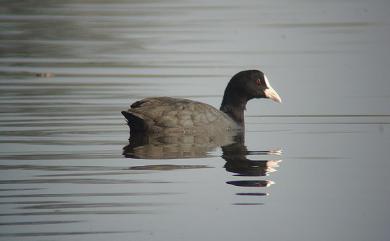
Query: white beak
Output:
[[263, 74, 282, 103], [264, 86, 282, 103]]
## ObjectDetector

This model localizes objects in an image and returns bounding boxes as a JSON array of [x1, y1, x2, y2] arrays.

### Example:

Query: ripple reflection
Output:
[[123, 131, 283, 205]]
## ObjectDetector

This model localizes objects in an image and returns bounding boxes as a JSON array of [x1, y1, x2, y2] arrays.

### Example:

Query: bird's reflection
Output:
[[123, 131, 282, 202], [222, 141, 281, 177], [123, 131, 238, 159]]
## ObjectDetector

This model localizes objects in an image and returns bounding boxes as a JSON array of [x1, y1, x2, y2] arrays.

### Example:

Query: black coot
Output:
[[122, 70, 281, 134]]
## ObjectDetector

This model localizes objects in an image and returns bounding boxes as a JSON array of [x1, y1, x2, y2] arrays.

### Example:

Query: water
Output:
[[1, 0, 390, 240]]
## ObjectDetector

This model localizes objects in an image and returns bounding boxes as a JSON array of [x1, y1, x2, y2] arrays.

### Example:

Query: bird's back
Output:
[[122, 97, 239, 134]]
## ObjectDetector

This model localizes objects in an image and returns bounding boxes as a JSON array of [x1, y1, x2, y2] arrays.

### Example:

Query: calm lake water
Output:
[[1, 0, 390, 240]]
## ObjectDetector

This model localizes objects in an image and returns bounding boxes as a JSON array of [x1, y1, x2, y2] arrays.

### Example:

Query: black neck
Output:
[[220, 84, 248, 126]]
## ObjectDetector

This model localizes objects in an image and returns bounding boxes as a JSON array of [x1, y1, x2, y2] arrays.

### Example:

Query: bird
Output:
[[121, 70, 281, 134]]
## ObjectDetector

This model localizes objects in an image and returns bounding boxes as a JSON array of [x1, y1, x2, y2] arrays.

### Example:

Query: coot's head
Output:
[[220, 69, 282, 126], [227, 70, 282, 103]]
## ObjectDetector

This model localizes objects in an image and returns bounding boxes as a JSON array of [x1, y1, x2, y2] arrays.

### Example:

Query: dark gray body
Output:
[[121, 97, 241, 134]]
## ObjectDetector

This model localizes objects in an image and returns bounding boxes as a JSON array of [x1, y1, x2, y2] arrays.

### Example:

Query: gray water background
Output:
[[0, 0, 390, 240]]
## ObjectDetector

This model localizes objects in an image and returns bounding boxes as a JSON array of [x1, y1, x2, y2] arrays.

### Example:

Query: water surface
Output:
[[1, 0, 390, 240]]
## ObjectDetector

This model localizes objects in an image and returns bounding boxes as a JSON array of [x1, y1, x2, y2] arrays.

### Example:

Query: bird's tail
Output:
[[121, 111, 147, 132]]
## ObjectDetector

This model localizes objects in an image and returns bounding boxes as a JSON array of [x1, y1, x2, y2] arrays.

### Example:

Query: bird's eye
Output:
[[256, 79, 261, 86]]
